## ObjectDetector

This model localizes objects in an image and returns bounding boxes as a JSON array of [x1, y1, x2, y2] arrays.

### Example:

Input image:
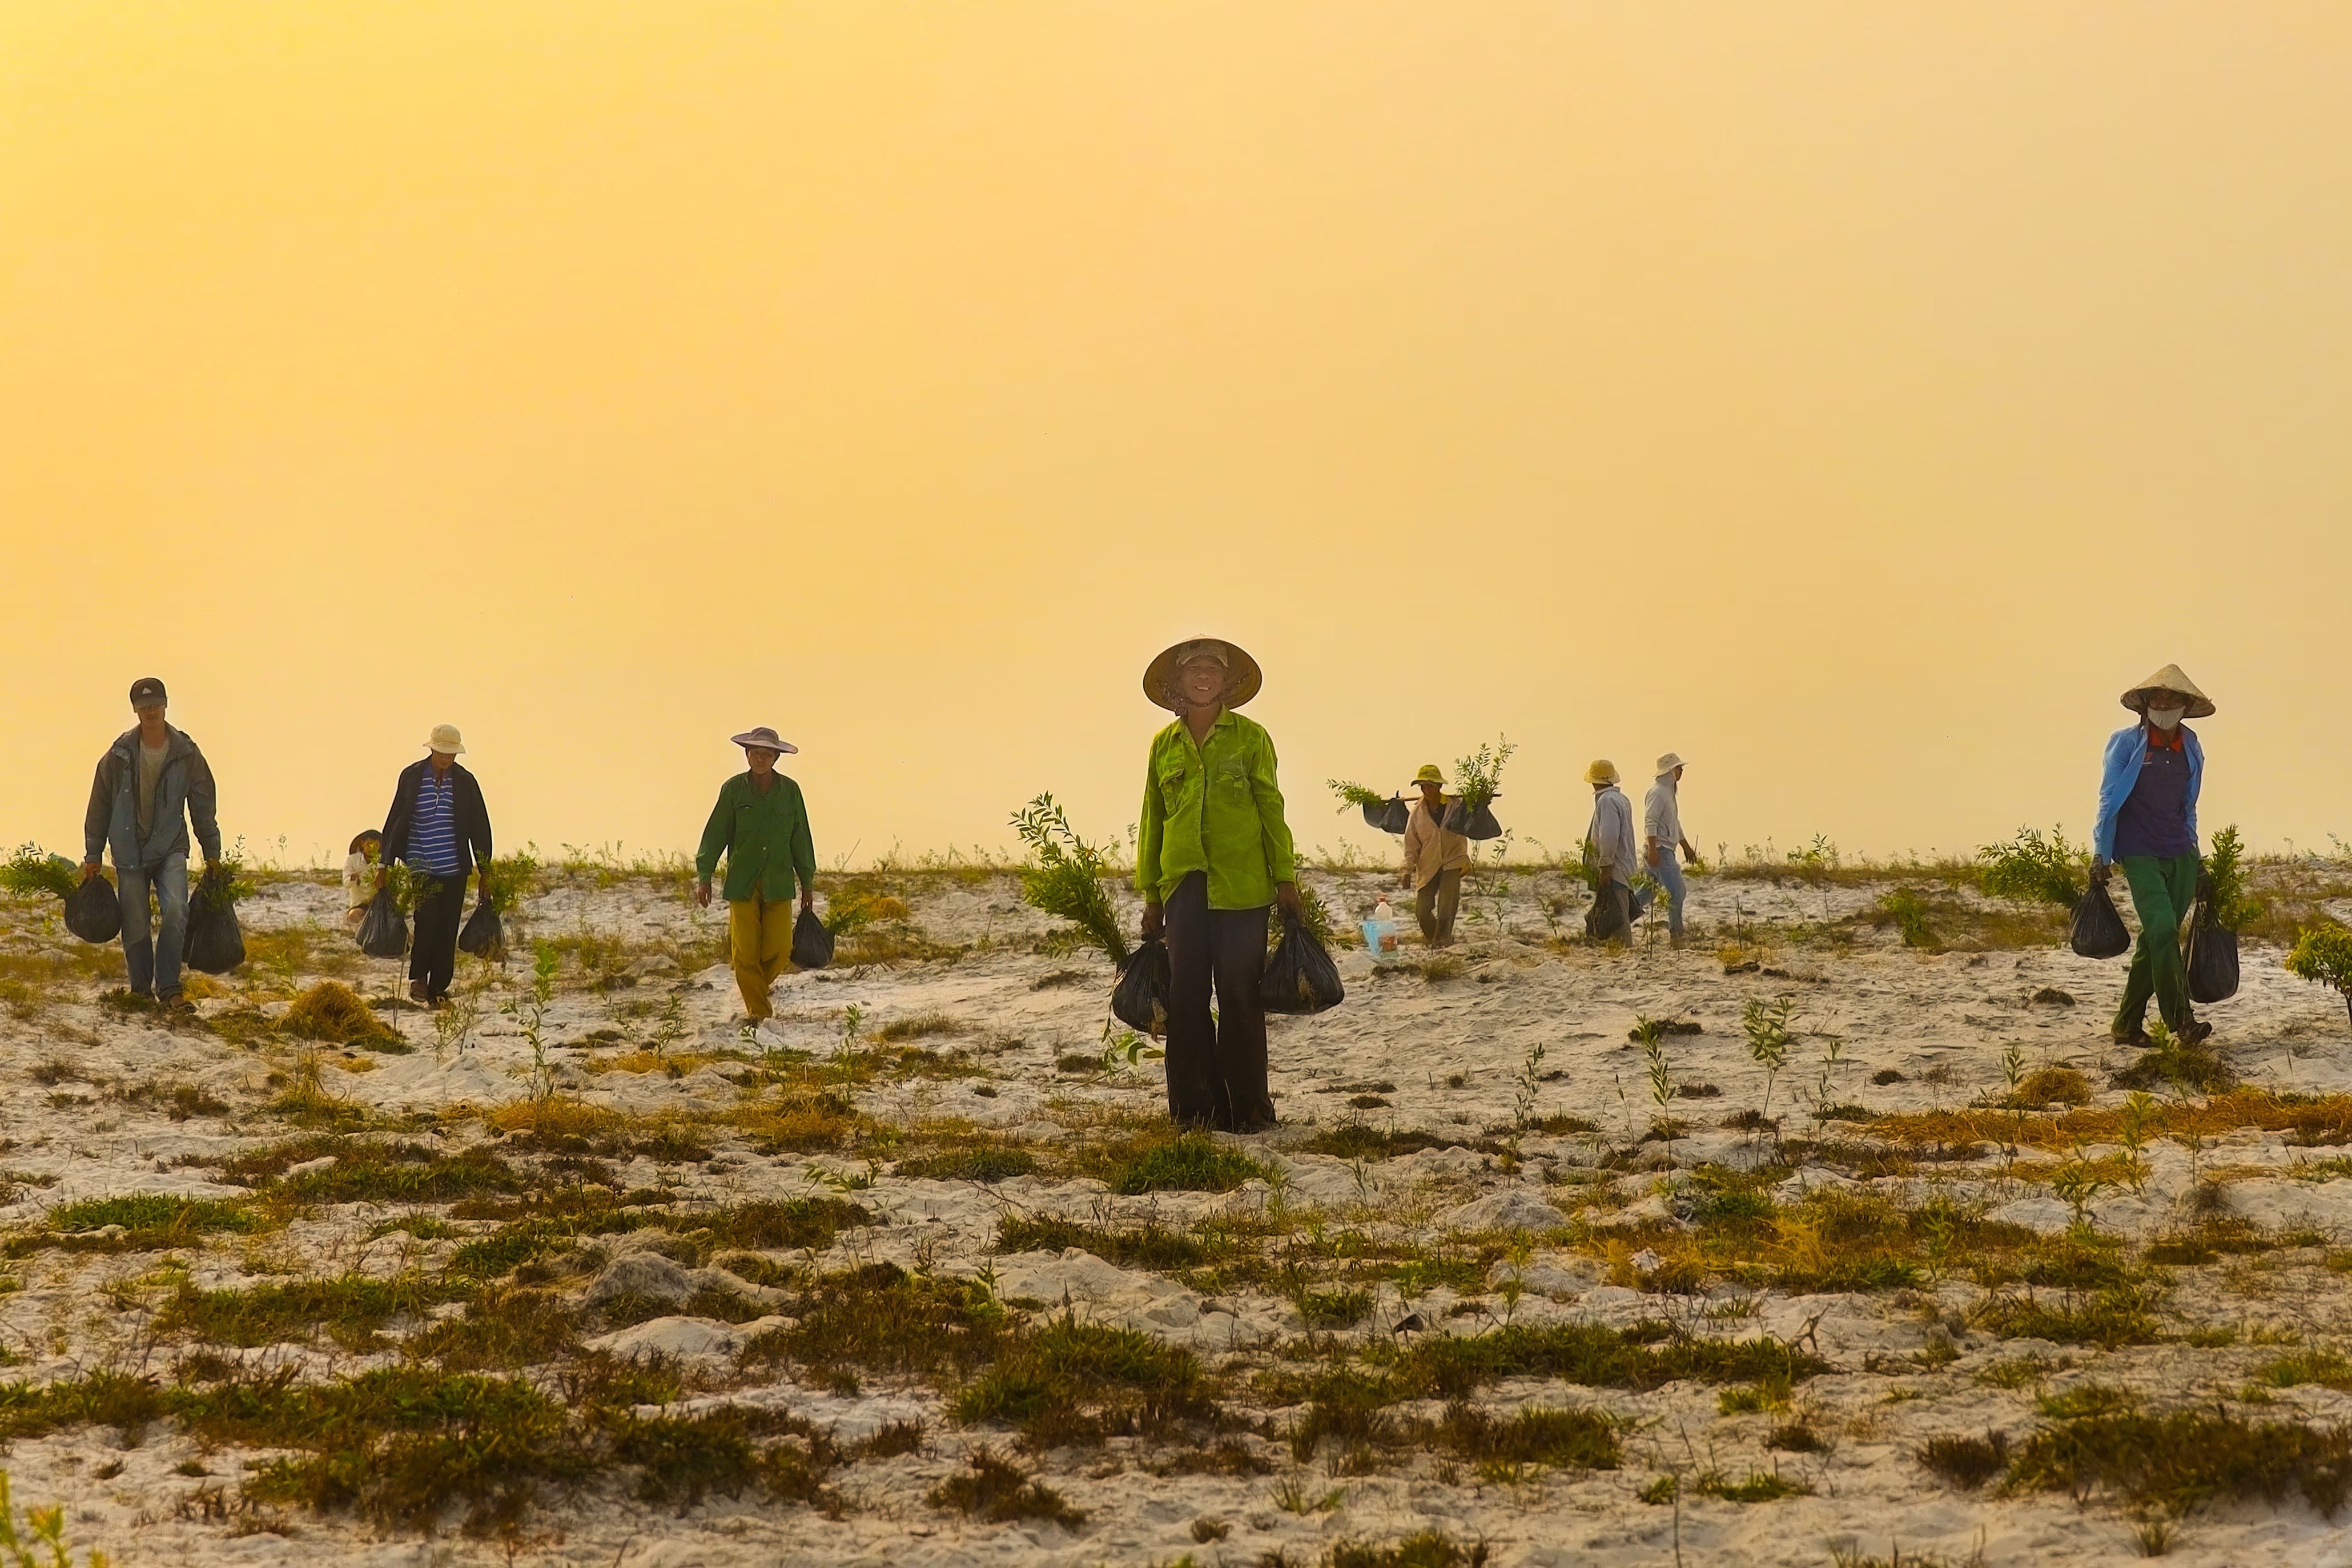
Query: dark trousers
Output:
[[408, 870, 467, 997], [1163, 872, 1274, 1130]]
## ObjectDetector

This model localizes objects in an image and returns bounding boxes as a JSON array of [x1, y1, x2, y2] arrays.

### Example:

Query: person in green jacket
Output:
[[695, 727, 817, 1023], [1136, 637, 1301, 1133]]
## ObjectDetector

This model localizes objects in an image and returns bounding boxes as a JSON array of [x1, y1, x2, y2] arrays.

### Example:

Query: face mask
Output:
[[2147, 706, 2185, 731]]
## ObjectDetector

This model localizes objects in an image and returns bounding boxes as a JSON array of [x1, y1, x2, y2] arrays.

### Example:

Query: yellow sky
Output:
[[5, 3, 2349, 873]]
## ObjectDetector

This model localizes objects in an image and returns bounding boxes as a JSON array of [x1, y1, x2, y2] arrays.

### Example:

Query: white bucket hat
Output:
[[729, 726, 798, 754], [426, 724, 465, 755], [1655, 752, 1685, 776]]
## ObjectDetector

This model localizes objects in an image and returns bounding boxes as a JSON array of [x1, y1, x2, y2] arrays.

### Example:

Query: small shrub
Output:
[[1011, 795, 1128, 963], [2286, 923, 2352, 1032], [1918, 1430, 2009, 1489], [1102, 1132, 1266, 1196], [1979, 826, 2088, 910], [2008, 1409, 2352, 1519], [925, 1447, 1085, 1527], [952, 1315, 1215, 1446]]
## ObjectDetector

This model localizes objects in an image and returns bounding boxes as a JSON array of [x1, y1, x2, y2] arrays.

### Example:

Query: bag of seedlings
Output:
[[184, 863, 246, 974], [1444, 794, 1505, 841], [1360, 797, 1411, 835], [457, 900, 505, 960], [356, 887, 409, 958], [791, 906, 834, 970], [1111, 934, 1171, 1036], [1585, 881, 1631, 943], [1261, 912, 1344, 1016], [63, 873, 122, 944], [2187, 899, 2240, 1004], [2069, 880, 2130, 960]]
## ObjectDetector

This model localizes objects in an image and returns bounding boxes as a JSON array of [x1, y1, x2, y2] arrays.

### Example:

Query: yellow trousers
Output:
[[728, 898, 795, 1018]]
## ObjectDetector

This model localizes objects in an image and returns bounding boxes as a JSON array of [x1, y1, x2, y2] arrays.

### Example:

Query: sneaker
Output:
[[2110, 1025, 2152, 1048], [409, 980, 431, 1006], [2178, 1019, 2213, 1046], [159, 992, 193, 1015]]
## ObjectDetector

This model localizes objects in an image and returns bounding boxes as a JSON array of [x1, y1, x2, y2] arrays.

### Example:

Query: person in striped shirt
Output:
[[379, 724, 494, 1007]]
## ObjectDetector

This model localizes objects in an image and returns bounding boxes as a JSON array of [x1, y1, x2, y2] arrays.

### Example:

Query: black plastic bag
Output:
[[1261, 912, 1344, 1016], [63, 874, 121, 944], [1111, 935, 1171, 1036], [2187, 902, 2240, 1004], [458, 900, 505, 960], [356, 888, 409, 958], [1361, 797, 1411, 835], [1444, 796, 1505, 841], [186, 890, 244, 975], [1585, 881, 1631, 943], [2070, 881, 2130, 960], [791, 907, 834, 970]]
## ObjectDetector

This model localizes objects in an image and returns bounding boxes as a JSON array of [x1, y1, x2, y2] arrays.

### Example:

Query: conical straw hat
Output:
[[1142, 637, 1263, 713], [2120, 664, 2214, 719]]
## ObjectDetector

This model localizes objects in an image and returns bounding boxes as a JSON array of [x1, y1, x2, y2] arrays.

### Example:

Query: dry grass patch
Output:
[[283, 981, 401, 1047], [1871, 1089, 2352, 1153]]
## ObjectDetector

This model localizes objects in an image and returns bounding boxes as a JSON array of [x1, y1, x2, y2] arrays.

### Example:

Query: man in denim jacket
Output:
[[81, 677, 222, 1010], [2090, 664, 2212, 1048]]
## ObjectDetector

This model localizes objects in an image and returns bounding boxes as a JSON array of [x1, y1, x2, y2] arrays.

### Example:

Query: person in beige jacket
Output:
[[1398, 764, 1471, 946]]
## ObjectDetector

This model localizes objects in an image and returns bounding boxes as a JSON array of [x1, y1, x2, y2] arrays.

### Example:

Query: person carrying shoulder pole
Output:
[[82, 677, 222, 1011], [695, 727, 816, 1026], [1643, 753, 1701, 948], [1585, 760, 1651, 938], [1399, 763, 1469, 947], [2091, 665, 2214, 1048], [378, 726, 493, 1008], [1135, 637, 1301, 1134]]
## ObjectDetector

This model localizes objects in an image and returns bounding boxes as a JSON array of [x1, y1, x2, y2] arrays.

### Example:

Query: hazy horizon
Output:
[[6, 3, 2348, 871]]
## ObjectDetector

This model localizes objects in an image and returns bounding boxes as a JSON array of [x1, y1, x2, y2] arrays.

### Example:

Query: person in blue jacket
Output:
[[2090, 664, 2213, 1048]]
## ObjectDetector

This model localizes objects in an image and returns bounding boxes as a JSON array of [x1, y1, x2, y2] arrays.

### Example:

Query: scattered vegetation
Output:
[[2286, 923, 2352, 1030]]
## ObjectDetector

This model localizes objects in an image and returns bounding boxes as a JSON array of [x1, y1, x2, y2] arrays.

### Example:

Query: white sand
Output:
[[1, 863, 2349, 1566]]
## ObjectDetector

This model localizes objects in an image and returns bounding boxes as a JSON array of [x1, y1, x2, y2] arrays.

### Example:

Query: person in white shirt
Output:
[[1643, 753, 1701, 947], [1584, 760, 1650, 940]]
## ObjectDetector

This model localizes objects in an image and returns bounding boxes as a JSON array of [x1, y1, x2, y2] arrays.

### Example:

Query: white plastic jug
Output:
[[1362, 899, 1400, 955]]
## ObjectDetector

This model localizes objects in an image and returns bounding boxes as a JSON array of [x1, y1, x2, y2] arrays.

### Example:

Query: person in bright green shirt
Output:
[[1136, 637, 1301, 1132], [695, 726, 816, 1023]]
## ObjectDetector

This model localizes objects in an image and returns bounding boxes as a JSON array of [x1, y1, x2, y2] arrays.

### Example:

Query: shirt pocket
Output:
[[1158, 765, 1194, 814], [1213, 759, 1251, 802]]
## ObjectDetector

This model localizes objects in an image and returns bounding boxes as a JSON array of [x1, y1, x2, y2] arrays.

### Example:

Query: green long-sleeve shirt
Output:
[[1135, 709, 1296, 910], [695, 772, 816, 903]]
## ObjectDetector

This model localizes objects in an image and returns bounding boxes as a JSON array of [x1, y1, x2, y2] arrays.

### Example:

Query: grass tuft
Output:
[[926, 1446, 1086, 1527]]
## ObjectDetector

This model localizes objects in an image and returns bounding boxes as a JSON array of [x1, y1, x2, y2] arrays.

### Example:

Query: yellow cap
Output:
[[1585, 759, 1619, 785], [1412, 764, 1445, 785]]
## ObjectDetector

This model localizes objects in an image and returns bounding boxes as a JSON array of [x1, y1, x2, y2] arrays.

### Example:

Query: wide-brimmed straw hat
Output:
[[1655, 751, 1685, 775], [1586, 759, 1620, 785], [1409, 763, 1446, 788], [729, 726, 798, 754], [425, 724, 465, 755], [2120, 664, 2214, 719], [1142, 637, 1263, 713]]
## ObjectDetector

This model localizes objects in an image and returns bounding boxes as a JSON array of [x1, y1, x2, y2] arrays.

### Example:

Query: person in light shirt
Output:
[[1643, 753, 1702, 948]]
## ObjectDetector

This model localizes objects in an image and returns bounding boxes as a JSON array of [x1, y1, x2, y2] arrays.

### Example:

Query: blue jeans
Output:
[[1645, 850, 1688, 938], [118, 855, 188, 997]]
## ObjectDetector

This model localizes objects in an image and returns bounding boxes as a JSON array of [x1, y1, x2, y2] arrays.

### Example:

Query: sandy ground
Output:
[[2, 861, 2351, 1567]]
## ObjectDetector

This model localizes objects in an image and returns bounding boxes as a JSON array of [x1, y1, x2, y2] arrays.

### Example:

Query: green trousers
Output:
[[2115, 853, 2199, 1036]]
